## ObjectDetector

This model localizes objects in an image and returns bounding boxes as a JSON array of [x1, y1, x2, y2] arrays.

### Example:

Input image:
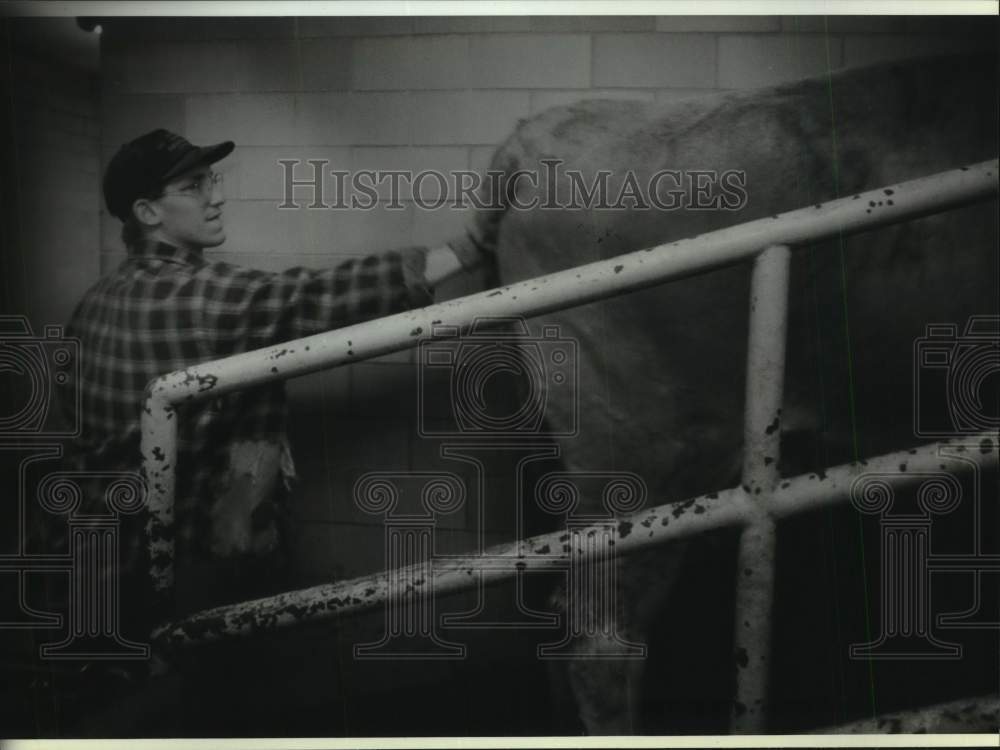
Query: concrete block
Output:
[[469, 145, 500, 175], [351, 146, 469, 202], [411, 199, 468, 247], [236, 145, 352, 201], [468, 34, 591, 89], [842, 34, 986, 68], [656, 16, 781, 32], [353, 36, 470, 90], [299, 203, 414, 255], [215, 199, 305, 255], [27, 108, 92, 140], [529, 16, 654, 32], [718, 34, 843, 89], [654, 88, 721, 104], [530, 88, 656, 113], [406, 447, 531, 538], [412, 17, 532, 34], [369, 348, 416, 366], [10, 55, 96, 112], [432, 267, 491, 304], [434, 528, 485, 553], [593, 34, 716, 88], [236, 40, 303, 92], [904, 16, 994, 34], [296, 38, 353, 91], [349, 362, 420, 418], [13, 90, 92, 126], [291, 520, 392, 580], [286, 467, 336, 524], [22, 199, 98, 324], [288, 369, 351, 411], [780, 16, 908, 33], [100, 212, 125, 255], [15, 128, 94, 160], [408, 436, 480, 526], [325, 461, 471, 531], [25, 148, 99, 180], [185, 93, 294, 146], [18, 166, 97, 198], [409, 91, 532, 145], [331, 416, 412, 474], [100, 45, 131, 96], [118, 41, 244, 94], [100, 250, 126, 274], [295, 92, 412, 146]]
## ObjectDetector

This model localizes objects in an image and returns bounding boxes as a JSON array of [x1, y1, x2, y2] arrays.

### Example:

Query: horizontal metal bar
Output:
[[151, 432, 997, 651], [145, 160, 999, 411], [765, 433, 998, 519], [820, 693, 999, 734]]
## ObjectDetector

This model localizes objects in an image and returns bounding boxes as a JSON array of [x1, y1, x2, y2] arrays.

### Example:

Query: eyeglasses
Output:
[[160, 171, 224, 200]]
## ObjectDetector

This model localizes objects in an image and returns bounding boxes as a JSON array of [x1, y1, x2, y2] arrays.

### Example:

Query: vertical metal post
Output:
[[141, 392, 178, 623], [731, 245, 790, 732]]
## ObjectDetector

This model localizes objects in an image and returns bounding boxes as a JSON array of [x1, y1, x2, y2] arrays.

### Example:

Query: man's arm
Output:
[[201, 193, 506, 355], [425, 203, 505, 287], [423, 244, 465, 287]]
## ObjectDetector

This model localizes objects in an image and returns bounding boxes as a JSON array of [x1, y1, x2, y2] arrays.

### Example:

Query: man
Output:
[[58, 128, 502, 634]]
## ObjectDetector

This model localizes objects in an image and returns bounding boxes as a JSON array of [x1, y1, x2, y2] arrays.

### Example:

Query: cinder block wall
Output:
[[4, 40, 100, 330], [97, 15, 995, 583]]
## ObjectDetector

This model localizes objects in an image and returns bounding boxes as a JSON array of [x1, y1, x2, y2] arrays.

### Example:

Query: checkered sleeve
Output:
[[201, 247, 433, 357]]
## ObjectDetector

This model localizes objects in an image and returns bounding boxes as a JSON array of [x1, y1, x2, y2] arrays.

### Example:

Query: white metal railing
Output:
[[140, 159, 999, 732]]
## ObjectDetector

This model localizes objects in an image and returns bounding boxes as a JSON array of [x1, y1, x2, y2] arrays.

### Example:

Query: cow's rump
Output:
[[492, 54, 997, 499], [486, 54, 998, 732]]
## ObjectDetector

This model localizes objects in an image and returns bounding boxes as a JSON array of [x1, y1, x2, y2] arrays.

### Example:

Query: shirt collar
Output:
[[128, 240, 206, 267]]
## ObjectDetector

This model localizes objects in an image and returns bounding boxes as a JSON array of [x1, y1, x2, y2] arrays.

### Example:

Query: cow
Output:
[[481, 54, 998, 733]]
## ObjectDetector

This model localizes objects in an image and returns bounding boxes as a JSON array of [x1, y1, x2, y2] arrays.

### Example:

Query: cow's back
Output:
[[491, 55, 998, 505]]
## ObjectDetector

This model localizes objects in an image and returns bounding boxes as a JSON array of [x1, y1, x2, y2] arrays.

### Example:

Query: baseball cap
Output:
[[102, 129, 234, 221]]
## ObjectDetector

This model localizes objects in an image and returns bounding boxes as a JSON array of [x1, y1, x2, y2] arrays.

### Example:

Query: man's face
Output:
[[144, 164, 226, 250]]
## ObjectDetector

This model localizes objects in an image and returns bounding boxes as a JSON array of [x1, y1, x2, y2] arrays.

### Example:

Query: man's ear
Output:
[[132, 198, 161, 228]]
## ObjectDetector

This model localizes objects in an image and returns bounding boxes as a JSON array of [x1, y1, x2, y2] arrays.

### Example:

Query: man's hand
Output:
[[448, 210, 504, 271], [447, 174, 509, 271], [428, 213, 500, 286]]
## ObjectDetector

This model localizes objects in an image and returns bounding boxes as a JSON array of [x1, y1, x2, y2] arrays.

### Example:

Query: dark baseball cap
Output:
[[102, 129, 234, 221]]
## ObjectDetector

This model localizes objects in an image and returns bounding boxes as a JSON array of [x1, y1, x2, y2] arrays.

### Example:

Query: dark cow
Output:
[[484, 55, 998, 733]]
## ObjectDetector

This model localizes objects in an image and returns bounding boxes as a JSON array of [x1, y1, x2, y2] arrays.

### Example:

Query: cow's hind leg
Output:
[[549, 544, 687, 734]]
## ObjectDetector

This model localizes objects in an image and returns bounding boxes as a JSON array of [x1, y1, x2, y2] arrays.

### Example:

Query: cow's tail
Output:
[[473, 121, 530, 288]]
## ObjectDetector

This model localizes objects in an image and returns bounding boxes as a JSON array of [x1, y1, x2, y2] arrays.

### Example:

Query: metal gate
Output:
[[140, 158, 999, 733]]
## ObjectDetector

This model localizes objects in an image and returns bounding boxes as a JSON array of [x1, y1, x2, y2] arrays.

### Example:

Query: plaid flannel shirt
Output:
[[59, 240, 432, 574]]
